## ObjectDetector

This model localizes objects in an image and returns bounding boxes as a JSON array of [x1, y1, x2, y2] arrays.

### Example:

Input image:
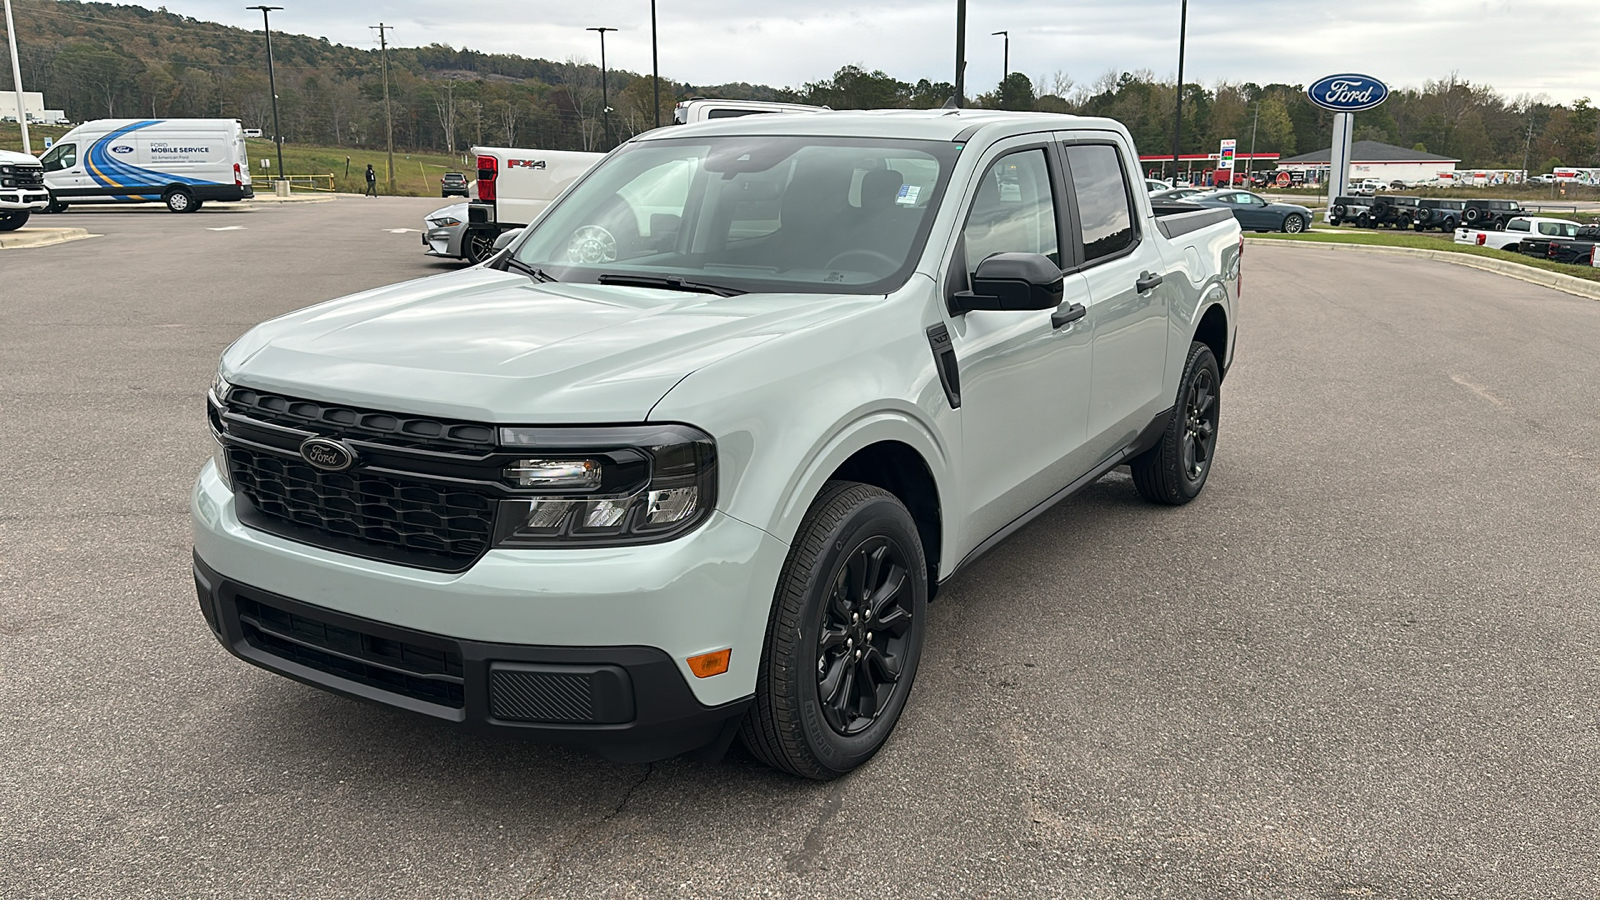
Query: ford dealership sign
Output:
[[1306, 74, 1389, 112]]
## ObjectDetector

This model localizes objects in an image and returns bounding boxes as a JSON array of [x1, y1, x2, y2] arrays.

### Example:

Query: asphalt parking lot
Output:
[[3, 199, 1598, 898]]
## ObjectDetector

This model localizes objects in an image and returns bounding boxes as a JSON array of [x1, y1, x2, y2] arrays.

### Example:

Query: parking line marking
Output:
[[1450, 374, 1506, 408], [206, 226, 246, 231]]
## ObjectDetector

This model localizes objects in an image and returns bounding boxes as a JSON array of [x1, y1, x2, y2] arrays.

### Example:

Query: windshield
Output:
[[512, 136, 961, 294]]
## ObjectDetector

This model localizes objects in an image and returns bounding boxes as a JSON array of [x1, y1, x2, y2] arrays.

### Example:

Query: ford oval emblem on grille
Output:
[[300, 437, 356, 471]]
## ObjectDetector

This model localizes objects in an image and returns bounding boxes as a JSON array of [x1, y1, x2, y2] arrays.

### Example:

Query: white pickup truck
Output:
[[1455, 216, 1583, 252], [464, 100, 825, 261], [196, 109, 1241, 778], [0, 149, 51, 231]]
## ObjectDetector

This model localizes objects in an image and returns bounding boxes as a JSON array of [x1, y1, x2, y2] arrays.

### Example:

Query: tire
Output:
[[1130, 342, 1221, 506], [1463, 207, 1482, 225], [164, 188, 197, 213], [1357, 213, 1372, 229], [1282, 214, 1306, 234], [464, 228, 497, 264], [42, 197, 67, 214], [0, 211, 28, 231], [1328, 217, 1342, 227], [739, 481, 929, 780]]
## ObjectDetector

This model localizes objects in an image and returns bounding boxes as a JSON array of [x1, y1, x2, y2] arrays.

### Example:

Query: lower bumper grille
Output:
[[235, 593, 465, 708]]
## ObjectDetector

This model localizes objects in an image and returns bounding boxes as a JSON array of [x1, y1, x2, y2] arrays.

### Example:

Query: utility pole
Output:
[[4, 0, 31, 153], [992, 31, 1008, 83], [1172, 0, 1188, 168], [1522, 114, 1535, 182], [372, 22, 396, 193], [954, 0, 967, 106], [1247, 102, 1259, 182], [246, 6, 284, 183], [650, 0, 661, 129], [587, 27, 617, 149]]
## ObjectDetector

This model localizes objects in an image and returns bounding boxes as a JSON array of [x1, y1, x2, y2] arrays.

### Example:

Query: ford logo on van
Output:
[[299, 437, 357, 472], [111, 144, 135, 154], [1306, 74, 1389, 112]]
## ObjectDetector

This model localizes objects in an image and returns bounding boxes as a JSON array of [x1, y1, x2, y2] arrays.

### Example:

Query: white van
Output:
[[38, 118, 254, 213]]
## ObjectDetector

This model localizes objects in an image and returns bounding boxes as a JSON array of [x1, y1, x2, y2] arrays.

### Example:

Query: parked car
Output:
[[1367, 195, 1420, 229], [195, 109, 1242, 778], [242, 128, 263, 138], [440, 172, 469, 197], [1186, 189, 1312, 233], [421, 202, 470, 260], [1327, 196, 1372, 228], [1145, 178, 1170, 193], [1455, 216, 1583, 253], [1151, 187, 1205, 202], [38, 118, 253, 213], [1350, 179, 1386, 196], [1544, 225, 1600, 264], [0, 149, 51, 230], [1460, 199, 1524, 231], [1412, 198, 1466, 232]]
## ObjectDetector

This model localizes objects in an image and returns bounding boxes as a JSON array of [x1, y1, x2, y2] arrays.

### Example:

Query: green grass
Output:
[[1254, 229, 1600, 283], [0, 124, 469, 197]]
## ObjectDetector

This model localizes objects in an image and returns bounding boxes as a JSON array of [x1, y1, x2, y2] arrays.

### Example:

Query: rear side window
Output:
[[1064, 144, 1136, 263], [1507, 220, 1530, 232]]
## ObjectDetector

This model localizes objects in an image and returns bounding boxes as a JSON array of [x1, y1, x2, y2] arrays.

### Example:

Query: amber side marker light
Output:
[[687, 648, 731, 678]]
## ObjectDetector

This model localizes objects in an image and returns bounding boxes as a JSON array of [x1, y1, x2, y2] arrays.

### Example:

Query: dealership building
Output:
[[1278, 140, 1459, 184]]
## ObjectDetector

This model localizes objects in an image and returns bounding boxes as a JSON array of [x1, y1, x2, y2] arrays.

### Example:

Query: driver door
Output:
[[943, 140, 1095, 548], [39, 142, 86, 197]]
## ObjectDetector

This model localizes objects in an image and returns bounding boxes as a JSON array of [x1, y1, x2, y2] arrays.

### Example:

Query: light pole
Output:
[[1171, 0, 1188, 170], [1247, 101, 1259, 183], [245, 5, 285, 184], [650, 1, 660, 129], [954, 0, 967, 106], [4, 0, 29, 154], [992, 30, 1008, 83], [587, 26, 617, 149]]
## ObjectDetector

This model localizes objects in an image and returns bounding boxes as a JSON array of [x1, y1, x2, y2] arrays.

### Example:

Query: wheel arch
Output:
[[1193, 302, 1229, 379]]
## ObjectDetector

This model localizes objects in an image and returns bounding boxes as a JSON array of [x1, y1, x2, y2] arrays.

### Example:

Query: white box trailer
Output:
[[38, 118, 254, 213]]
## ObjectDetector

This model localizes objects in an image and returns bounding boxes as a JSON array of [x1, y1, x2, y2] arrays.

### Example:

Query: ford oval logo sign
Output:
[[110, 144, 135, 154], [1306, 74, 1389, 112], [299, 437, 357, 472]]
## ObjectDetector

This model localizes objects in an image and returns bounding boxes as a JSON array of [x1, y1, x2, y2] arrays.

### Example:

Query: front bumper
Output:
[[191, 463, 788, 758]]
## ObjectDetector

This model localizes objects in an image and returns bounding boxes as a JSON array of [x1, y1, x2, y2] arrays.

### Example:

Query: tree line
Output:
[[8, 0, 1598, 172]]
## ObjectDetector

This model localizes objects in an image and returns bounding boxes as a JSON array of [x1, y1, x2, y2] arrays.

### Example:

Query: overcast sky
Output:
[[123, 1, 1599, 103]]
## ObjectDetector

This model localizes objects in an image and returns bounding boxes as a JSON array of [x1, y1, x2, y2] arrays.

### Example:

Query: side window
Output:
[[41, 142, 77, 171], [1064, 144, 1137, 264], [1507, 219, 1529, 232], [961, 148, 1059, 277]]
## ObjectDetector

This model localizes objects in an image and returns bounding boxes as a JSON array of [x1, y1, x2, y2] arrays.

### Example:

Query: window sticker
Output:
[[896, 184, 921, 206]]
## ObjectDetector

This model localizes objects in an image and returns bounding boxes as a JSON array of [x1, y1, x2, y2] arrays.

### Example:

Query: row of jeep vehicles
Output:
[[1327, 195, 1526, 232]]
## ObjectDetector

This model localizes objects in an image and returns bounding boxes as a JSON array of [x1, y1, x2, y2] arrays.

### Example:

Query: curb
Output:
[[0, 227, 97, 250], [249, 194, 338, 204], [1245, 237, 1600, 302]]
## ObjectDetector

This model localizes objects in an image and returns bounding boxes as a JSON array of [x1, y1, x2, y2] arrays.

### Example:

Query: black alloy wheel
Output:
[[464, 228, 497, 264], [814, 535, 916, 736], [1131, 341, 1222, 505], [740, 481, 929, 779]]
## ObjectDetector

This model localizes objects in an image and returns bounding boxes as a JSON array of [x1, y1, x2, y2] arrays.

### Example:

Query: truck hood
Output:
[[0, 149, 42, 166], [224, 268, 876, 422]]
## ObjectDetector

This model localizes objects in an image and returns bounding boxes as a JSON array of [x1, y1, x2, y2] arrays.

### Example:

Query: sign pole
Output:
[[1327, 112, 1353, 211]]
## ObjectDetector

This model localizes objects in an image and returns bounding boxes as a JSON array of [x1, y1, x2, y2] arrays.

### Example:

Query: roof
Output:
[[1280, 141, 1459, 164], [636, 108, 1126, 144]]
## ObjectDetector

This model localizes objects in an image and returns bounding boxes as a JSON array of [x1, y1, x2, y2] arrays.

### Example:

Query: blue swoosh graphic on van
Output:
[[85, 120, 222, 201]]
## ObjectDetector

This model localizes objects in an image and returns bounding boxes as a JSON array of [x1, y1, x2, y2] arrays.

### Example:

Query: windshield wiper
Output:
[[596, 273, 745, 297], [501, 256, 557, 283]]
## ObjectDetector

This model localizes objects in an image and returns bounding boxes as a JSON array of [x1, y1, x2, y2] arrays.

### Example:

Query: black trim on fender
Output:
[[925, 323, 961, 409], [192, 552, 751, 764]]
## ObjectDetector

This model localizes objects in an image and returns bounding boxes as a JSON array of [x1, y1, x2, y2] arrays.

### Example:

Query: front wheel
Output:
[[464, 228, 497, 264], [1130, 342, 1221, 505], [740, 482, 928, 780], [0, 211, 29, 231], [1282, 214, 1306, 234]]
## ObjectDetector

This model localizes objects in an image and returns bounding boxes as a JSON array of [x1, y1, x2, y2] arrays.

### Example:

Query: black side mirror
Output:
[[952, 252, 1064, 313]]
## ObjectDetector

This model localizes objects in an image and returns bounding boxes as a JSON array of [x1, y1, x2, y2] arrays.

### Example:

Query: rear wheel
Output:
[[739, 482, 928, 780], [0, 211, 28, 231], [164, 188, 197, 213], [1131, 342, 1221, 506]]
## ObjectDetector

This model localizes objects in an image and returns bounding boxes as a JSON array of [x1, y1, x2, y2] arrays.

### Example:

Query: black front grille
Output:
[[236, 593, 465, 708], [228, 446, 495, 569], [10, 167, 44, 188], [226, 388, 496, 453]]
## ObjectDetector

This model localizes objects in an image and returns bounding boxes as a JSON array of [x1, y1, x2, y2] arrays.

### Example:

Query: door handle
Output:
[[1136, 271, 1164, 293], [1051, 302, 1086, 330]]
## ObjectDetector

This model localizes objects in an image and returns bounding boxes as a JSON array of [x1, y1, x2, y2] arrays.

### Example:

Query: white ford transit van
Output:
[[39, 118, 254, 213]]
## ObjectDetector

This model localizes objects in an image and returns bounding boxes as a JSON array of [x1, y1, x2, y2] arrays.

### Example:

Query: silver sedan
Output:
[[422, 202, 469, 260]]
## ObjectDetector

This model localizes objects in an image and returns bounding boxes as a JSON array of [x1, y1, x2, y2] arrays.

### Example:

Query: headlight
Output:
[[209, 368, 233, 489], [490, 424, 717, 547], [429, 216, 461, 227]]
